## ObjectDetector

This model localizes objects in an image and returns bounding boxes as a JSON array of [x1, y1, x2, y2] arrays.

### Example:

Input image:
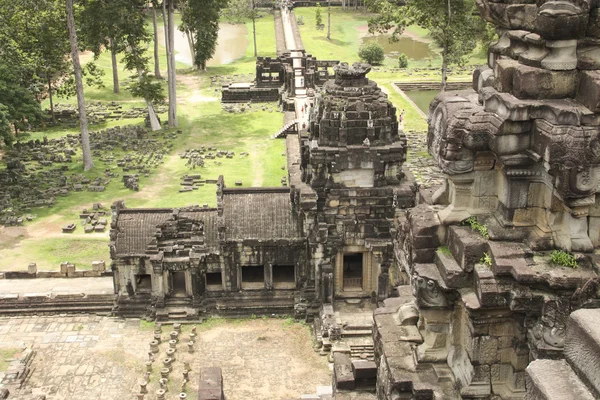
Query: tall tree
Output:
[[180, 0, 227, 70], [162, 0, 177, 127], [366, 0, 481, 91], [151, 1, 162, 79], [66, 0, 93, 171], [327, 0, 331, 40], [4, 0, 73, 120]]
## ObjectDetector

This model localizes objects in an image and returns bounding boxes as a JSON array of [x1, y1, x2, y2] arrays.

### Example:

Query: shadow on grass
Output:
[[316, 36, 353, 48]]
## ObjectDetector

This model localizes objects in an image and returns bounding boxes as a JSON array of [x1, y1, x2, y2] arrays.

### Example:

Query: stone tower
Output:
[[297, 62, 416, 302], [371, 2, 600, 399], [430, 0, 600, 252]]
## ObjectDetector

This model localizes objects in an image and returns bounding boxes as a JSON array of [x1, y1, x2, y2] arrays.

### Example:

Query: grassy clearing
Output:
[[0, 13, 286, 271], [0, 348, 19, 372]]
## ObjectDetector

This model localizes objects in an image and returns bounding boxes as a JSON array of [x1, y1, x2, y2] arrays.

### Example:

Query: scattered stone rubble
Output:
[[46, 102, 168, 127], [0, 347, 35, 395], [0, 125, 180, 225]]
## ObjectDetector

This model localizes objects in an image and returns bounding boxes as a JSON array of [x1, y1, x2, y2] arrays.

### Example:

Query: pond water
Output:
[[362, 35, 435, 60], [159, 23, 249, 67], [404, 90, 438, 115]]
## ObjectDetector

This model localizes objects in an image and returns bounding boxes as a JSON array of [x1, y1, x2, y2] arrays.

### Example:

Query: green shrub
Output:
[[398, 53, 408, 68], [550, 250, 578, 268], [315, 3, 323, 30], [358, 42, 385, 65], [463, 216, 489, 239]]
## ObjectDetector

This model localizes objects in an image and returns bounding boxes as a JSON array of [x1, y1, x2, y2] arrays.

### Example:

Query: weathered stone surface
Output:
[[564, 309, 600, 398], [333, 352, 355, 390], [525, 359, 595, 400]]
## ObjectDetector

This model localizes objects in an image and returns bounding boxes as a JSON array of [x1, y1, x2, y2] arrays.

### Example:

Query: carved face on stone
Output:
[[429, 105, 475, 175]]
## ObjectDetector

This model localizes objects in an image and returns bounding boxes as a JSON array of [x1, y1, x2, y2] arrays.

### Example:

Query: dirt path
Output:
[[249, 144, 265, 187]]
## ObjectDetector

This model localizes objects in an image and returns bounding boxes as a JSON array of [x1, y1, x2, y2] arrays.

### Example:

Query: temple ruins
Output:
[[3, 1, 600, 399]]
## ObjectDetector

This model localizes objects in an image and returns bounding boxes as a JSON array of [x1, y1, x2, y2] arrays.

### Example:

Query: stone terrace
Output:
[[0, 316, 330, 400]]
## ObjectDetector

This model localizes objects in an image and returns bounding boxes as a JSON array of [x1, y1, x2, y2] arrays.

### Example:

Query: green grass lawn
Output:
[[0, 348, 20, 372], [0, 11, 286, 271]]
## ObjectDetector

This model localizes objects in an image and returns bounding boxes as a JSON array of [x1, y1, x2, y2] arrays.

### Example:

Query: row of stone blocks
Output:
[[333, 351, 377, 392], [0, 261, 108, 279], [525, 309, 600, 399]]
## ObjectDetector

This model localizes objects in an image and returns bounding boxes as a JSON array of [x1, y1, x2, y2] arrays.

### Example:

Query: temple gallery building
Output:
[[109, 63, 417, 319]]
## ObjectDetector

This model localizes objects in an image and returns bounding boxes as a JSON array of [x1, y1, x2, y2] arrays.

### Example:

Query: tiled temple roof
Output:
[[114, 208, 219, 256], [222, 188, 301, 240]]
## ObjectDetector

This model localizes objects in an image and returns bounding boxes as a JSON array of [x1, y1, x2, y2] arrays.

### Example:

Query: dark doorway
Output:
[[242, 265, 264, 290], [206, 272, 223, 290], [135, 274, 152, 293], [172, 271, 187, 297], [343, 253, 363, 291], [273, 265, 295, 289]]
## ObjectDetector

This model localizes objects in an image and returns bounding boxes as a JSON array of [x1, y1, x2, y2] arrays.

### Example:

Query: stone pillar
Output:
[[28, 263, 37, 275], [150, 340, 159, 354], [187, 341, 195, 353], [139, 381, 148, 394], [166, 348, 176, 361], [265, 263, 273, 290], [155, 388, 165, 400]]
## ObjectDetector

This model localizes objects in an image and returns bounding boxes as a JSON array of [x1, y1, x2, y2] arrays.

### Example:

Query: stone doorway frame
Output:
[[334, 246, 374, 298], [165, 269, 192, 298]]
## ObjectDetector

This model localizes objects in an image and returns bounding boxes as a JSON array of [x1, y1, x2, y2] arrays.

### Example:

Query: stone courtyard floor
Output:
[[0, 315, 331, 400]]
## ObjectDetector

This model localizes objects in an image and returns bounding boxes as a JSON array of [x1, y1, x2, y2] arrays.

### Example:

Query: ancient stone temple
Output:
[[294, 62, 416, 302], [368, 1, 600, 399], [110, 63, 415, 321]]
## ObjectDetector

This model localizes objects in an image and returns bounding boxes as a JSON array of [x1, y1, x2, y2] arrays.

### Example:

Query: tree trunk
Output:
[[136, 68, 161, 131], [152, 6, 162, 79], [185, 30, 196, 64], [441, 0, 450, 92], [327, 1, 331, 40], [167, 0, 178, 127], [342, 0, 345, 12], [146, 100, 162, 131], [162, 1, 170, 53], [252, 0, 257, 57], [110, 38, 119, 94], [66, 0, 93, 171], [47, 76, 55, 122], [441, 42, 448, 92]]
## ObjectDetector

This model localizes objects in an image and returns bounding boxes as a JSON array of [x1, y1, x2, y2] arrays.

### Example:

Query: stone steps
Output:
[[0, 294, 115, 316], [525, 309, 600, 399], [350, 344, 375, 361], [271, 120, 298, 139], [526, 359, 595, 400]]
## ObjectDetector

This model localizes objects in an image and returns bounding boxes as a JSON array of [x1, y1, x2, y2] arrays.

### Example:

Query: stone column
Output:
[[265, 263, 273, 290]]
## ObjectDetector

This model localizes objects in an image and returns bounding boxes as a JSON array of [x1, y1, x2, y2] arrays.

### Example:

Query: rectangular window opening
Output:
[[273, 265, 295, 289], [206, 272, 223, 290], [135, 274, 152, 293], [242, 265, 265, 290]]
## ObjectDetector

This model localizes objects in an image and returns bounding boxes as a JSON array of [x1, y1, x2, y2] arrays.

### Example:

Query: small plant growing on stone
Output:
[[480, 252, 492, 266], [437, 246, 451, 255], [550, 250, 578, 268], [463, 216, 489, 239], [398, 53, 408, 69]]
